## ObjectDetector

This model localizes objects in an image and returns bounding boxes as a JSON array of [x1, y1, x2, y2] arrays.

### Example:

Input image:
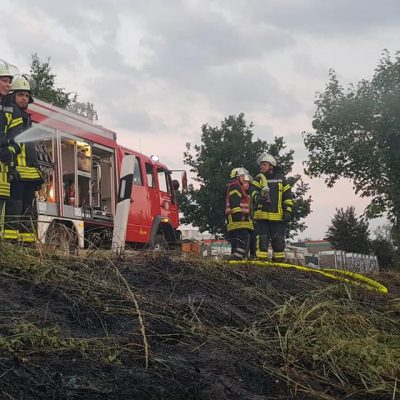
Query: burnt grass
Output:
[[0, 245, 399, 400]]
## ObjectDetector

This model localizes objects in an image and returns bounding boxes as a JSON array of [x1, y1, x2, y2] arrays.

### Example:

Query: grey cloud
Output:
[[198, 63, 303, 117], [235, 0, 400, 37], [291, 53, 328, 80]]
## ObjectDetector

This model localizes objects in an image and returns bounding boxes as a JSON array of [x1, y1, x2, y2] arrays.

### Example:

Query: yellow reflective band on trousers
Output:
[[3, 228, 18, 240], [272, 251, 285, 259], [255, 236, 269, 258], [18, 232, 36, 242]]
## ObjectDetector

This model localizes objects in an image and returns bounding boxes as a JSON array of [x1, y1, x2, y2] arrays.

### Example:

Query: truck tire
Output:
[[46, 222, 79, 255], [153, 233, 168, 251]]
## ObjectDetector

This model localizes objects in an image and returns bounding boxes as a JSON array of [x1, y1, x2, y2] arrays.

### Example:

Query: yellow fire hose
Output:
[[227, 260, 388, 295]]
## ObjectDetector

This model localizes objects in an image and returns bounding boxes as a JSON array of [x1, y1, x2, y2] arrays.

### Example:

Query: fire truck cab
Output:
[[28, 98, 182, 250]]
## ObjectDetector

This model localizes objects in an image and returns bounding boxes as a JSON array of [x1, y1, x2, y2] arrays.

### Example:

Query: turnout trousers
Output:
[[255, 220, 286, 261], [229, 228, 252, 260], [5, 180, 38, 242]]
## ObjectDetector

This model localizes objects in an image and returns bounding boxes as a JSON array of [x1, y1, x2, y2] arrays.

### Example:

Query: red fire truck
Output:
[[27, 98, 183, 251]]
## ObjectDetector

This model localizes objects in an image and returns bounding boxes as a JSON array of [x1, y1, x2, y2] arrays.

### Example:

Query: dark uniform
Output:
[[0, 97, 22, 238], [225, 179, 254, 259], [5, 108, 43, 242], [252, 170, 293, 261]]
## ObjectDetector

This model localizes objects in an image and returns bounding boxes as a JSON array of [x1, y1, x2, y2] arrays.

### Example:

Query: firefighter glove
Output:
[[0, 147, 14, 164], [8, 167, 20, 182], [8, 139, 21, 155]]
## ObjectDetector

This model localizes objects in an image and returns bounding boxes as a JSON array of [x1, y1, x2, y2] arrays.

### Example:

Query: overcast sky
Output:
[[2, 0, 398, 238]]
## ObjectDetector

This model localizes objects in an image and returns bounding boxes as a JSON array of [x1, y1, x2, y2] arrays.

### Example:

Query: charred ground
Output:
[[0, 244, 399, 400]]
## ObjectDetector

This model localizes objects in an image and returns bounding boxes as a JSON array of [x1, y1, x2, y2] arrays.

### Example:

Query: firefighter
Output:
[[5, 75, 43, 242], [252, 153, 293, 262], [230, 167, 257, 258], [0, 60, 22, 239], [226, 168, 254, 260]]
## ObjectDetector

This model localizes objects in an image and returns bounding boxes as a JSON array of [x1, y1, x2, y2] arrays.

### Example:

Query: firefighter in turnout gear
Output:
[[226, 168, 254, 260], [0, 60, 23, 239], [5, 75, 43, 242], [252, 153, 293, 262]]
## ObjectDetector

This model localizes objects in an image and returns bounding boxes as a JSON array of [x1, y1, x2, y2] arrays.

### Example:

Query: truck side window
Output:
[[145, 163, 155, 188], [133, 156, 143, 186], [157, 168, 169, 193]]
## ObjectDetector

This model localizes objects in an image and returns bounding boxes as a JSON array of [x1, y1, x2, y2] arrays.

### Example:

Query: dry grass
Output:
[[0, 242, 399, 399]]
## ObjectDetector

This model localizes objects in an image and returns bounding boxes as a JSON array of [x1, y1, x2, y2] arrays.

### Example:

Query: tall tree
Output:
[[304, 50, 400, 233], [29, 54, 98, 120], [30, 53, 71, 108], [325, 206, 370, 254], [371, 225, 397, 269], [180, 113, 312, 236]]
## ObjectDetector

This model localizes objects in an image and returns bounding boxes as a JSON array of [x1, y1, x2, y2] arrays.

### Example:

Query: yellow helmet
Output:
[[11, 75, 34, 103]]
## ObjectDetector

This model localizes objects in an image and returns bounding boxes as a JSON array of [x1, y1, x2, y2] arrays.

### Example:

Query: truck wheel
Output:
[[153, 233, 168, 251], [46, 222, 79, 255]]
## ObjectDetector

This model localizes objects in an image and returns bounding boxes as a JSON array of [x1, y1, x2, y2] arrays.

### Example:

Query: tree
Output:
[[30, 53, 71, 108], [303, 50, 400, 230], [68, 93, 98, 121], [180, 113, 312, 236], [325, 206, 370, 254], [371, 225, 397, 268], [30, 54, 98, 120]]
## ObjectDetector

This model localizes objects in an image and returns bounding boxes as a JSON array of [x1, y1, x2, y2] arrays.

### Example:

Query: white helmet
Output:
[[230, 167, 249, 179], [242, 173, 253, 182], [257, 153, 277, 167], [11, 75, 34, 104], [11, 75, 31, 91], [0, 59, 13, 79], [0, 60, 20, 79]]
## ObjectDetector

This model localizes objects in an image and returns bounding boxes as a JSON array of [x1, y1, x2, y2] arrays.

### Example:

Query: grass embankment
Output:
[[0, 243, 399, 399]]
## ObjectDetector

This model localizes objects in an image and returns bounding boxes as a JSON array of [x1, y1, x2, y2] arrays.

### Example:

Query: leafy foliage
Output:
[[371, 225, 399, 269], [304, 50, 400, 228], [68, 93, 98, 121], [325, 206, 370, 254], [29, 54, 98, 120], [30, 53, 71, 108], [180, 113, 311, 236]]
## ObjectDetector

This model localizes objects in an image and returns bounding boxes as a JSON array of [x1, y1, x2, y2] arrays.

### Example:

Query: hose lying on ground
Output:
[[228, 260, 388, 295]]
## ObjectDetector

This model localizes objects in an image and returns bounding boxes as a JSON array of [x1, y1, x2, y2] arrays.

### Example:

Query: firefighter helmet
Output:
[[257, 153, 277, 166], [230, 167, 249, 179], [0, 60, 13, 79], [11, 75, 34, 104], [242, 173, 253, 182]]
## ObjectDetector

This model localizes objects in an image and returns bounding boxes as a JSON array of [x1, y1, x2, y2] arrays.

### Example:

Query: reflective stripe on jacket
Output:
[[0, 101, 23, 199], [253, 172, 293, 221], [225, 180, 254, 231], [15, 111, 43, 182]]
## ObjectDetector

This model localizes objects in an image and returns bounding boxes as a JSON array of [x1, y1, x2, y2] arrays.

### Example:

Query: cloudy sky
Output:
[[2, 0, 398, 238]]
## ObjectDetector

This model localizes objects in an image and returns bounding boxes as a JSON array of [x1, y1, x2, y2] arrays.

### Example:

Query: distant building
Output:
[[290, 240, 333, 254], [181, 229, 213, 241]]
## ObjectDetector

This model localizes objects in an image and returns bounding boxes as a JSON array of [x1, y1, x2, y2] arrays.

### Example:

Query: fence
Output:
[[318, 250, 379, 273], [189, 241, 379, 272]]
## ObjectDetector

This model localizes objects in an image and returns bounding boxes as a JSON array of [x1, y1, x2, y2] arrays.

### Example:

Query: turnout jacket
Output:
[[252, 170, 293, 222], [15, 110, 43, 182], [0, 98, 23, 199], [225, 179, 254, 232]]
